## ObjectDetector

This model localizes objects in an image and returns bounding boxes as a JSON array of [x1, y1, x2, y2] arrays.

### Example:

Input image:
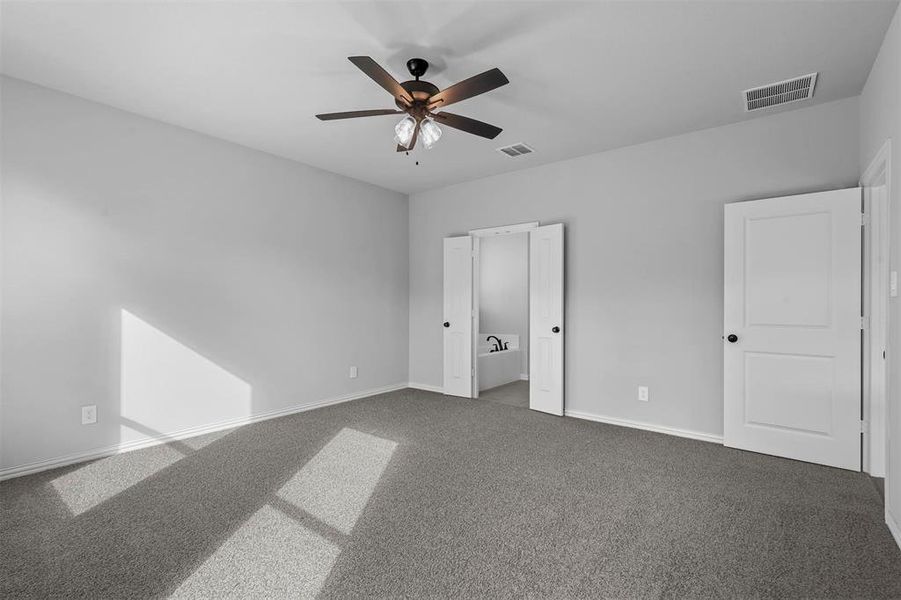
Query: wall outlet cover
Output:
[[81, 405, 97, 425], [638, 386, 649, 402], [349, 366, 358, 379]]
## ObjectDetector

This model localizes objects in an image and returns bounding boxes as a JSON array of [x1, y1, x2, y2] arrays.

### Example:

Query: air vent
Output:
[[743, 73, 817, 112], [497, 143, 534, 157]]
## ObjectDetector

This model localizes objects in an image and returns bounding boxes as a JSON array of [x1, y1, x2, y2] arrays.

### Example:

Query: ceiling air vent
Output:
[[497, 143, 534, 157], [743, 73, 817, 112]]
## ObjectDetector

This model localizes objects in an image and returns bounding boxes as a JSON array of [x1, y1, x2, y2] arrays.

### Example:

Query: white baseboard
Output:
[[0, 382, 407, 482], [564, 409, 724, 444], [407, 381, 443, 394], [888, 510, 901, 552], [867, 466, 887, 478], [519, 373, 529, 381]]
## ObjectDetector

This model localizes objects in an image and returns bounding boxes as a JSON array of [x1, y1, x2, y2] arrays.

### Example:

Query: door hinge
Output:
[[861, 316, 870, 330], [861, 213, 870, 227], [860, 420, 869, 433]]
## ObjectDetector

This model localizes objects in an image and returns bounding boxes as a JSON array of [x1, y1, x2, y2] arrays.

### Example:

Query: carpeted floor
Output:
[[2, 387, 900, 599], [872, 476, 886, 502]]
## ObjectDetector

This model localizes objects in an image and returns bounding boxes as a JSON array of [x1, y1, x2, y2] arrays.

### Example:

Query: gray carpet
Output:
[[873, 476, 886, 503], [2, 387, 900, 599]]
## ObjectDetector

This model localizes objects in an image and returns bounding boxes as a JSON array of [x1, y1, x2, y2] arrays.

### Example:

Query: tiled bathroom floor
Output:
[[479, 380, 529, 408]]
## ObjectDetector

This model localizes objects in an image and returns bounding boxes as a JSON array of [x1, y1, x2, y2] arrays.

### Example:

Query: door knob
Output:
[[443, 322, 450, 328], [552, 326, 560, 333], [727, 333, 738, 343]]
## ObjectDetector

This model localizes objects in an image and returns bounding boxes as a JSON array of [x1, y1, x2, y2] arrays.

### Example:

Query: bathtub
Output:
[[478, 333, 523, 391]]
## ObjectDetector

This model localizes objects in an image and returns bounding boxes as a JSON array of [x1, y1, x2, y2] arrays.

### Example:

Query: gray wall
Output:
[[0, 77, 409, 471], [479, 232, 529, 376], [409, 97, 860, 437], [859, 3, 901, 538]]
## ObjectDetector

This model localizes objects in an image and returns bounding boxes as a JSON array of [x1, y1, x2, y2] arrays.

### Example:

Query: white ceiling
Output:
[[2, 1, 897, 194]]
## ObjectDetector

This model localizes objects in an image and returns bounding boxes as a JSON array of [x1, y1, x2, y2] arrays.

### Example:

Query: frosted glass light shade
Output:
[[394, 115, 416, 148], [419, 118, 442, 149]]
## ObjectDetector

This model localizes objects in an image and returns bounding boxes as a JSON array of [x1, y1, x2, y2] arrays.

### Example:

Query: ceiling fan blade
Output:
[[427, 67, 509, 109], [316, 109, 403, 121], [348, 56, 413, 104], [396, 121, 421, 152], [432, 111, 502, 139]]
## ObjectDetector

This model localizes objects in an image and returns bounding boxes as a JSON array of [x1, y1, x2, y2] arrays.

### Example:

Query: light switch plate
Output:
[[349, 366, 358, 379]]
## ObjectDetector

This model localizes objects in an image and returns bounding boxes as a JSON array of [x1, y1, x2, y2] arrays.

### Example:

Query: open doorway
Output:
[[442, 222, 564, 415], [476, 231, 529, 408]]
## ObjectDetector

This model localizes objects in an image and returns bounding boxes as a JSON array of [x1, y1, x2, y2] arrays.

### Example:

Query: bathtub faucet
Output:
[[486, 335, 503, 352]]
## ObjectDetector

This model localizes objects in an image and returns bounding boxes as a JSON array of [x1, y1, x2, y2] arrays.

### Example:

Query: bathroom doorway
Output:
[[442, 221, 564, 415], [477, 230, 530, 408]]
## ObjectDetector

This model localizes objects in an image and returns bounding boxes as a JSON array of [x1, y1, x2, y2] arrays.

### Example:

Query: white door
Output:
[[530, 224, 564, 415], [724, 188, 861, 470], [443, 236, 474, 398]]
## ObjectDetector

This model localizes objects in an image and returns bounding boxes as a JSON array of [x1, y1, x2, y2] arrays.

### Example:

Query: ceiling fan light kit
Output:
[[316, 56, 508, 152], [394, 115, 417, 147], [419, 118, 442, 149]]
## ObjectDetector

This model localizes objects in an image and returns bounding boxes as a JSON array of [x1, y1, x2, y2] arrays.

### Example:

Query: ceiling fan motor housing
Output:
[[395, 78, 439, 114], [394, 58, 437, 116]]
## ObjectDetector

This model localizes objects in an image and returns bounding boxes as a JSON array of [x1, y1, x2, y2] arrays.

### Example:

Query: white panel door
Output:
[[724, 188, 861, 470], [530, 224, 564, 415], [443, 236, 474, 398]]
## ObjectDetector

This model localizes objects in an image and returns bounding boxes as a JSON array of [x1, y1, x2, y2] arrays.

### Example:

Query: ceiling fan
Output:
[[316, 56, 509, 152]]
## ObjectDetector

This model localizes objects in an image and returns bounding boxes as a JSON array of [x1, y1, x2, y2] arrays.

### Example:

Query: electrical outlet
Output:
[[638, 386, 649, 402], [891, 271, 898, 298], [81, 405, 97, 425], [349, 366, 358, 379]]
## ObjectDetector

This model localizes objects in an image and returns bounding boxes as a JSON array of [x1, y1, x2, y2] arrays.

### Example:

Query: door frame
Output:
[[861, 139, 892, 478], [469, 222, 540, 237], [468, 222, 539, 400]]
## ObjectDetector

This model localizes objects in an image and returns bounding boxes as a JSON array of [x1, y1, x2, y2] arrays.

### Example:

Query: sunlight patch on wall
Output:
[[170, 504, 340, 599], [49, 312, 254, 516], [120, 309, 251, 445], [277, 427, 397, 535], [50, 444, 183, 516]]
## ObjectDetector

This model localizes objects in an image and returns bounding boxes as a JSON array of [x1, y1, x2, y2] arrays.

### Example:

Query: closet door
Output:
[[529, 224, 564, 415], [723, 188, 861, 470], [443, 236, 474, 398]]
